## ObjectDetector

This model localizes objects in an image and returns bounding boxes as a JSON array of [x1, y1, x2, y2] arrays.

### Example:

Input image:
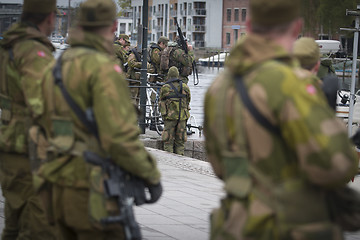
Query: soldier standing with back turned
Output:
[[159, 66, 191, 155], [204, 0, 358, 239], [161, 37, 194, 85], [0, 0, 58, 239], [33, 0, 162, 239]]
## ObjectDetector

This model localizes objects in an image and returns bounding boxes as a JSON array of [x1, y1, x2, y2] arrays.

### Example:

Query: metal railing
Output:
[[191, 25, 206, 32], [190, 9, 206, 16], [155, 11, 164, 17]]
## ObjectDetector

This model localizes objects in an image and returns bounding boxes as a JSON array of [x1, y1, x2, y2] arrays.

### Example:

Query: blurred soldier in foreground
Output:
[[160, 37, 194, 84], [148, 36, 169, 82], [114, 34, 130, 72], [33, 0, 162, 239], [0, 0, 58, 239], [204, 0, 358, 239], [159, 66, 190, 155], [294, 37, 338, 110]]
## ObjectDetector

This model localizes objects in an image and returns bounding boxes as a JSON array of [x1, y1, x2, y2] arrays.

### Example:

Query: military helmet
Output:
[[23, 0, 57, 14], [158, 36, 169, 44], [168, 66, 179, 79], [119, 34, 129, 41], [293, 37, 320, 68], [250, 0, 301, 26], [78, 0, 116, 27]]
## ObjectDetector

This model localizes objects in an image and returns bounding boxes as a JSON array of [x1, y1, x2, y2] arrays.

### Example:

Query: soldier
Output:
[[204, 0, 358, 239], [33, 0, 162, 239], [114, 34, 130, 72], [0, 0, 58, 239], [294, 37, 338, 110], [160, 37, 194, 84], [127, 46, 153, 106], [149, 36, 169, 82], [159, 66, 191, 155], [117, 33, 130, 47]]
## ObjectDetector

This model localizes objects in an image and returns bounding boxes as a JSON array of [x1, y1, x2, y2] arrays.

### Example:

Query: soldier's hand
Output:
[[146, 182, 163, 204]]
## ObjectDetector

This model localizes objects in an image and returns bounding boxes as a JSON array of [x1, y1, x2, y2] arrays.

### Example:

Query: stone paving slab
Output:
[[1, 148, 360, 240]]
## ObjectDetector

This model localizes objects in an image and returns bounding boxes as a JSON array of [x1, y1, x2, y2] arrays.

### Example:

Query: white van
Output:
[[315, 40, 341, 55]]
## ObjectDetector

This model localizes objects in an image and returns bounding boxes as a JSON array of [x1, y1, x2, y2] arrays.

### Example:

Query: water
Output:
[[188, 66, 223, 128]]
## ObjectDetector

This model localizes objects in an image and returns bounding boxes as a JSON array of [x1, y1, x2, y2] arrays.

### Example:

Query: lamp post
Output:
[[340, 4, 360, 136]]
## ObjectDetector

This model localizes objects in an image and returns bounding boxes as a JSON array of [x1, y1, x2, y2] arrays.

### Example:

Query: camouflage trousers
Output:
[[42, 184, 125, 240], [162, 120, 187, 155], [0, 153, 57, 240], [129, 83, 140, 107]]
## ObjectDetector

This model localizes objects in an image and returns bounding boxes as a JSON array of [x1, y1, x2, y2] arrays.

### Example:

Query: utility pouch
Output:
[[48, 116, 75, 153], [28, 125, 49, 171], [0, 93, 11, 124], [87, 162, 120, 229]]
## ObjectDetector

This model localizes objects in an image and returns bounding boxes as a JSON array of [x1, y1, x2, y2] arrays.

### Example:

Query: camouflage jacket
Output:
[[36, 29, 161, 188], [0, 22, 55, 154], [114, 42, 128, 72], [161, 46, 194, 84], [127, 48, 142, 82], [148, 43, 165, 80], [204, 34, 357, 238], [159, 78, 191, 121]]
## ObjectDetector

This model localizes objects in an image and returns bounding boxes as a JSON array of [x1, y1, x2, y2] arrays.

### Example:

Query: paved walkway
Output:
[[1, 148, 360, 239]]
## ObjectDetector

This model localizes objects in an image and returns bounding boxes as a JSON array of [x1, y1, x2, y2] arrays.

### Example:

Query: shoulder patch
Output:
[[37, 51, 46, 57], [306, 84, 317, 95], [114, 64, 122, 73]]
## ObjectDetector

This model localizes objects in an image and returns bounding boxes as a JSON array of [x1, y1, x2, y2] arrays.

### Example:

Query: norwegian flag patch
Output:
[[114, 64, 122, 73], [37, 51, 46, 57], [306, 84, 317, 95]]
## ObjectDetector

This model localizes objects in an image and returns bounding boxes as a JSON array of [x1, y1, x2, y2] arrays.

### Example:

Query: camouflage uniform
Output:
[[159, 67, 191, 155], [317, 59, 336, 80], [33, 1, 161, 239], [161, 44, 194, 85], [204, 2, 358, 239], [114, 42, 129, 72], [148, 37, 169, 83], [0, 3, 57, 239], [127, 48, 154, 106]]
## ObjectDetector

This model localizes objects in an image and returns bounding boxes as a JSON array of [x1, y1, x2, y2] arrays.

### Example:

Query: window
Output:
[[226, 33, 231, 45], [241, 8, 247, 22], [227, 9, 231, 22], [120, 23, 126, 34], [234, 9, 239, 22], [188, 3, 192, 15], [234, 29, 238, 42]]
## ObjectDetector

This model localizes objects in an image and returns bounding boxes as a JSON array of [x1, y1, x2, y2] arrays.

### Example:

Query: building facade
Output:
[[131, 0, 223, 49], [222, 0, 249, 49]]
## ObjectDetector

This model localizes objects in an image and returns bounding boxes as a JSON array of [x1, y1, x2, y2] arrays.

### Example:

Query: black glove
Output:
[[146, 182, 163, 204]]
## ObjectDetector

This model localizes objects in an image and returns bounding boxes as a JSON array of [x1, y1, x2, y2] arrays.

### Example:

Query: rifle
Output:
[[84, 151, 146, 240], [174, 19, 199, 86]]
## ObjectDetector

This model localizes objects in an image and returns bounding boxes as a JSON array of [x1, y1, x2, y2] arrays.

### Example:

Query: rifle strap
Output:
[[53, 53, 100, 141], [234, 75, 281, 135]]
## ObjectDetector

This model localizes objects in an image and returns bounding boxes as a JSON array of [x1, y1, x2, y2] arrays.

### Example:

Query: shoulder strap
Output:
[[235, 75, 281, 135], [163, 79, 186, 99], [52, 53, 100, 141]]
